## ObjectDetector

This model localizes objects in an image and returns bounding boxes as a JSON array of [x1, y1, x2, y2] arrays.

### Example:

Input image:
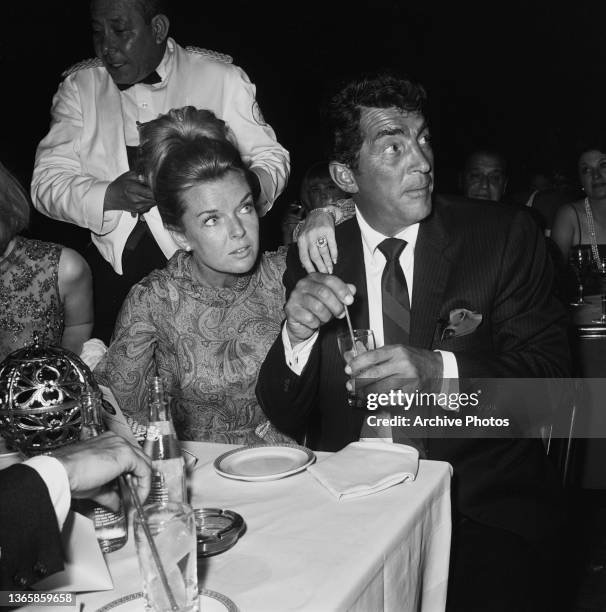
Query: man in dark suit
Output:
[[0, 432, 151, 591], [256, 74, 570, 611]]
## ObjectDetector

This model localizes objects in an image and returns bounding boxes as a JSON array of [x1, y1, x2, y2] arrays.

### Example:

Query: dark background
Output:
[[3, 1, 606, 245]]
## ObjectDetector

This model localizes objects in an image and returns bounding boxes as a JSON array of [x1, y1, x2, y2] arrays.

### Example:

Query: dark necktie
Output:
[[377, 238, 427, 457], [377, 238, 410, 346], [116, 70, 162, 91]]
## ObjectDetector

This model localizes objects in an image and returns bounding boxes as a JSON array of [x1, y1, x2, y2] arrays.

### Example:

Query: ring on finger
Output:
[[316, 237, 328, 248]]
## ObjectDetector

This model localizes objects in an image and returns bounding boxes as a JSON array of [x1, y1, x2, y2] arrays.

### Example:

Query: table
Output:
[[73, 442, 453, 612]]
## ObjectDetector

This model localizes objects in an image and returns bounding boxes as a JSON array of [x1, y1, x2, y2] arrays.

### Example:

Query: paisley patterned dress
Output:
[[94, 249, 287, 445], [0, 237, 64, 361]]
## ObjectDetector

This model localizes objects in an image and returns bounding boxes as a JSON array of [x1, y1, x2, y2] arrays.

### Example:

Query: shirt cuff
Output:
[[282, 324, 318, 375], [251, 167, 273, 217], [99, 209, 123, 236], [25, 455, 71, 531], [84, 180, 113, 234], [435, 350, 460, 411]]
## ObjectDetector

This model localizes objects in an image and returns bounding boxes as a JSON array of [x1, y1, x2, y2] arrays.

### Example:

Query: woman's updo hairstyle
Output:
[[139, 107, 255, 230]]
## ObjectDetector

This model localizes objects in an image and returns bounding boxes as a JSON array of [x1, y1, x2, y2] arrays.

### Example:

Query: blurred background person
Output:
[[301, 161, 349, 211], [552, 141, 606, 295], [0, 162, 92, 361], [281, 161, 349, 244], [513, 168, 581, 236], [460, 149, 508, 202], [95, 108, 289, 445]]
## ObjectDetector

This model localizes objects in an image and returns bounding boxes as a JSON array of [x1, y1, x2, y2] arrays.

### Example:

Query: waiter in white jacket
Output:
[[31, 0, 290, 342]]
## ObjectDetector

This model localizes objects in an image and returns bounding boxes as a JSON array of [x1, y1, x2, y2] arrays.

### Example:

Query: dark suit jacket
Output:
[[257, 195, 570, 541], [0, 464, 64, 589]]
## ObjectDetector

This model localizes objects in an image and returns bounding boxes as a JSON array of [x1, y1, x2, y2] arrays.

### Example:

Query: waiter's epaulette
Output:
[[185, 46, 233, 64], [61, 57, 104, 78]]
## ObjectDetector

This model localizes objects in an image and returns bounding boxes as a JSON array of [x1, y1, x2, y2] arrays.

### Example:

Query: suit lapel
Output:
[[334, 220, 369, 330], [410, 200, 454, 348]]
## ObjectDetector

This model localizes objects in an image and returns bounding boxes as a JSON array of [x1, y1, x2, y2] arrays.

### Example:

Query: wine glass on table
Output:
[[591, 257, 606, 324], [569, 246, 591, 306]]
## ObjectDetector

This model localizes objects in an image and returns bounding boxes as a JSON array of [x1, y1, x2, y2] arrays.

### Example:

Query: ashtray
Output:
[[194, 508, 246, 557]]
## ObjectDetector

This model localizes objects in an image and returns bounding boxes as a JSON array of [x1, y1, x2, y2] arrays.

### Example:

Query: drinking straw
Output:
[[343, 304, 358, 356], [121, 475, 179, 611]]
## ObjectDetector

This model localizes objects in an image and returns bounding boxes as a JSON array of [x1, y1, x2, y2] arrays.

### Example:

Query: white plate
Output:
[[214, 444, 316, 481], [94, 589, 238, 612]]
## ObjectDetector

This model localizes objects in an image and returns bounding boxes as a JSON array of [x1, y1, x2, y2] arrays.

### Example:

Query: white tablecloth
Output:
[[71, 442, 453, 612]]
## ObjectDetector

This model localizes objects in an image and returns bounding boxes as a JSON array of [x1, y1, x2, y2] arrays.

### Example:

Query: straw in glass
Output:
[[343, 304, 358, 356], [121, 474, 179, 612]]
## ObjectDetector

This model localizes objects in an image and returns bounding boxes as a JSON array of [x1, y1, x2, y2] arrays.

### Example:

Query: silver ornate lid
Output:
[[0, 333, 98, 455]]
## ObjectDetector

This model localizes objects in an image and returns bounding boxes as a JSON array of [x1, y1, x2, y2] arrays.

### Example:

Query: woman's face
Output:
[[178, 171, 259, 287], [578, 150, 606, 200]]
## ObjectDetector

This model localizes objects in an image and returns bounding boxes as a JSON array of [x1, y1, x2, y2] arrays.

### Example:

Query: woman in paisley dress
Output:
[[0, 162, 93, 361], [94, 108, 289, 445]]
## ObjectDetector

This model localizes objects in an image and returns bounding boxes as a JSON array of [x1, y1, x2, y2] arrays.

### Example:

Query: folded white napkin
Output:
[[33, 511, 113, 593], [307, 441, 419, 500]]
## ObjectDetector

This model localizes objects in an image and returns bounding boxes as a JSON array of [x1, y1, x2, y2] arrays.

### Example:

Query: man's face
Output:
[[462, 153, 507, 202], [91, 0, 164, 85], [350, 107, 434, 234]]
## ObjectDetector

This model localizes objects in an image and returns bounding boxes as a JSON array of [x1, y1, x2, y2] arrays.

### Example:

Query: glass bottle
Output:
[[75, 389, 128, 553], [143, 376, 187, 504]]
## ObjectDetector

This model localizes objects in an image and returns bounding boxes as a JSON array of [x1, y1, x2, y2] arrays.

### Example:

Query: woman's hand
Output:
[[296, 209, 338, 273]]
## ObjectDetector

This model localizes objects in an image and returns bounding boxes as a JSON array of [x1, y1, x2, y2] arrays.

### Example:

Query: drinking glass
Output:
[[591, 257, 606, 324], [569, 246, 591, 306], [337, 329, 376, 408], [134, 502, 198, 612]]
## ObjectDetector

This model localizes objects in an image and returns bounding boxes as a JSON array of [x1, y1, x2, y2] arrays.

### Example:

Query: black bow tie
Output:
[[116, 70, 162, 91]]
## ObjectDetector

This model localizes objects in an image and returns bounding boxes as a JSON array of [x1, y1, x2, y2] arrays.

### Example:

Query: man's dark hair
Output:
[[463, 149, 508, 174], [90, 0, 168, 22], [134, 0, 167, 22], [328, 74, 427, 170], [573, 135, 606, 164]]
